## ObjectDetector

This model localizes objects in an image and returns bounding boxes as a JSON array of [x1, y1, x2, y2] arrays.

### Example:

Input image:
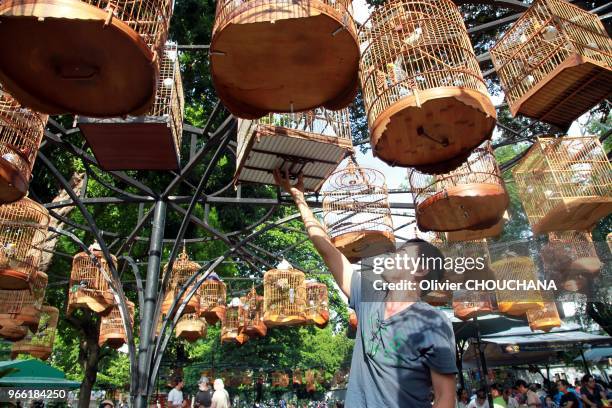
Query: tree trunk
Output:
[[76, 313, 102, 408]]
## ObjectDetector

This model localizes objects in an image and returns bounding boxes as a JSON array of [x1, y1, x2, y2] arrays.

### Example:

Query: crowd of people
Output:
[[456, 374, 611, 408]]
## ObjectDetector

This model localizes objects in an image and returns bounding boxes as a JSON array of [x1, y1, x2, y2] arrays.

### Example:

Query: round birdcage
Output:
[[176, 313, 207, 343], [162, 249, 201, 315], [221, 298, 248, 345], [263, 262, 307, 327], [452, 290, 495, 321], [305, 282, 329, 329], [0, 0, 173, 117], [0, 271, 47, 340], [210, 0, 359, 119], [99, 300, 135, 350], [0, 197, 49, 290], [293, 368, 303, 386], [491, 256, 544, 316], [408, 142, 508, 232], [271, 371, 290, 388], [199, 277, 227, 325], [359, 0, 496, 171], [240, 287, 267, 338], [0, 88, 47, 204], [11, 305, 59, 360], [322, 159, 395, 262], [305, 369, 320, 392], [68, 247, 116, 314], [526, 301, 561, 333]]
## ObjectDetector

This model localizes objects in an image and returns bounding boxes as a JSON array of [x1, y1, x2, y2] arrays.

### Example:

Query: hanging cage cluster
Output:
[[199, 277, 227, 324], [99, 300, 135, 350], [11, 305, 59, 360], [512, 136, 612, 234], [162, 249, 201, 316], [263, 263, 307, 327], [490, 0, 612, 129], [305, 281, 329, 329], [0, 270, 47, 341], [68, 247, 116, 314], [322, 159, 395, 262]]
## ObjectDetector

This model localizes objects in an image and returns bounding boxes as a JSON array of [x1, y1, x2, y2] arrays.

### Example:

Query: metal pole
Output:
[[473, 315, 494, 408], [580, 348, 591, 376], [135, 200, 167, 408]]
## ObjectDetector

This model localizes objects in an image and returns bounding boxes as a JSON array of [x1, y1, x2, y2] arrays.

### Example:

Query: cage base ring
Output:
[[0, 268, 32, 290], [0, 157, 29, 204]]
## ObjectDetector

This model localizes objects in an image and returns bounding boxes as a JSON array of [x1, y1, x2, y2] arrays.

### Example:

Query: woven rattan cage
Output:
[[490, 0, 612, 129], [271, 371, 290, 388], [0, 197, 49, 290], [235, 109, 354, 192], [68, 247, 116, 314], [305, 282, 329, 329], [240, 287, 267, 338], [409, 142, 508, 232], [263, 262, 307, 327], [199, 277, 226, 324], [452, 290, 495, 321], [161, 249, 201, 315], [359, 0, 496, 172], [0, 88, 47, 204], [11, 305, 59, 360], [293, 368, 303, 385], [322, 159, 395, 262], [210, 0, 359, 119], [78, 42, 184, 171], [526, 300, 561, 332], [541, 231, 601, 293], [176, 313, 207, 343], [221, 298, 248, 345], [491, 256, 544, 316], [305, 369, 320, 392], [0, 271, 47, 339], [513, 136, 612, 234], [0, 0, 172, 116], [99, 300, 134, 349]]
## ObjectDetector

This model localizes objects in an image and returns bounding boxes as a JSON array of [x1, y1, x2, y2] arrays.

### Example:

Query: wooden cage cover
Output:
[[490, 0, 612, 129], [409, 142, 508, 232], [99, 300, 135, 349], [199, 278, 226, 325], [161, 249, 201, 315], [210, 0, 359, 118], [305, 282, 329, 329], [527, 301, 561, 332], [263, 266, 307, 327], [512, 136, 612, 234], [0, 197, 49, 290], [0, 88, 47, 204], [78, 42, 184, 171], [11, 305, 59, 360], [0, 271, 47, 339], [0, 0, 172, 116], [322, 160, 395, 262], [68, 248, 116, 314], [359, 0, 496, 171], [220, 300, 248, 345], [240, 287, 267, 338], [492, 256, 544, 316], [235, 109, 354, 192], [176, 313, 207, 343]]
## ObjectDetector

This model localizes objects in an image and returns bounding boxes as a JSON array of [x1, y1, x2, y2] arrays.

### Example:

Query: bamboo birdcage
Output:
[[220, 298, 248, 345], [512, 136, 612, 234], [161, 249, 201, 315], [11, 305, 59, 360], [210, 0, 359, 119], [68, 247, 116, 314], [526, 300, 561, 332], [271, 371, 290, 388], [322, 159, 395, 262], [305, 281, 329, 329], [176, 313, 207, 343], [0, 88, 47, 204], [263, 261, 307, 327], [452, 290, 495, 321], [293, 368, 303, 385], [240, 287, 267, 338], [409, 142, 508, 232], [99, 300, 134, 349], [490, 0, 612, 129], [199, 277, 226, 325], [491, 256, 544, 316], [235, 108, 354, 192], [541, 231, 601, 293], [359, 0, 496, 172], [305, 369, 320, 392], [0, 197, 49, 290], [446, 211, 510, 242], [0, 0, 172, 116], [78, 42, 185, 171], [0, 271, 47, 340]]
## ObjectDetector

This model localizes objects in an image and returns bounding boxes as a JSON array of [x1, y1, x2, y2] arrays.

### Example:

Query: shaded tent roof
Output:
[[442, 309, 527, 341], [463, 323, 612, 369], [573, 347, 612, 363], [0, 359, 81, 389]]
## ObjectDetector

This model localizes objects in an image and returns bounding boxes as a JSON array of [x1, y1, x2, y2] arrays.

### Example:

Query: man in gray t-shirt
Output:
[[275, 170, 457, 408]]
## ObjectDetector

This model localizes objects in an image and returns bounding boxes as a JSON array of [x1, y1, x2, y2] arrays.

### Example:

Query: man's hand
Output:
[[273, 168, 305, 198]]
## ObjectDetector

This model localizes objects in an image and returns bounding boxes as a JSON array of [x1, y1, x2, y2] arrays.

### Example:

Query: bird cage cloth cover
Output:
[[0, 271, 47, 338], [99, 301, 134, 349], [0, 197, 49, 290], [235, 109, 354, 192], [409, 142, 508, 232], [240, 288, 267, 338], [305, 282, 329, 329], [323, 160, 395, 262], [512, 136, 612, 234], [176, 313, 207, 343], [526, 301, 561, 332], [68, 249, 116, 314], [263, 266, 307, 326], [199, 278, 226, 325], [0, 0, 173, 116], [78, 42, 185, 171], [11, 305, 59, 360], [358, 0, 496, 172], [210, 0, 359, 119], [490, 0, 612, 129], [0, 88, 47, 204], [162, 250, 201, 316], [221, 300, 248, 345]]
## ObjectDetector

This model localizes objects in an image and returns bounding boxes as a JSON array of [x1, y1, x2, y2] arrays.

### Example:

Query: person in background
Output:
[[99, 401, 114, 408], [457, 388, 470, 408], [544, 396, 559, 408], [516, 380, 542, 408], [211, 378, 231, 408], [467, 390, 489, 408], [194, 376, 213, 408], [504, 387, 519, 408], [558, 380, 581, 408], [167, 377, 185, 408], [580, 375, 605, 408], [491, 384, 507, 408]]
